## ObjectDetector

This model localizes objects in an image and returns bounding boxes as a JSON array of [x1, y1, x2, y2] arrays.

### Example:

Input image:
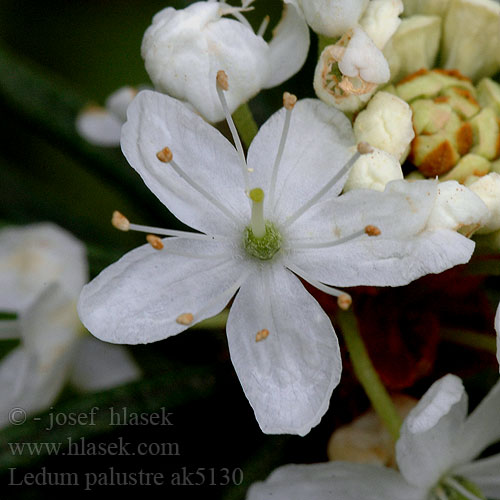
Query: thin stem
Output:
[[440, 328, 497, 354], [288, 229, 366, 250], [128, 223, 222, 241], [232, 102, 258, 150], [337, 310, 402, 440], [443, 478, 484, 500]]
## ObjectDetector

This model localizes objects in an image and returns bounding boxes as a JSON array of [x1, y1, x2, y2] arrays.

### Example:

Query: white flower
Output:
[[141, 0, 309, 123], [76, 86, 138, 147], [0, 224, 140, 427], [285, 0, 369, 37], [78, 75, 475, 436], [248, 374, 500, 500]]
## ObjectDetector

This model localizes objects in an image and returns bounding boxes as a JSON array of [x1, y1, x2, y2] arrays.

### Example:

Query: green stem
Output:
[[441, 328, 497, 354], [232, 102, 258, 149], [338, 310, 402, 440]]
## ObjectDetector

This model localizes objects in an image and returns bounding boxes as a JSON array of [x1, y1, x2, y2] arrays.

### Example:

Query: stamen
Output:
[[176, 313, 194, 325], [365, 225, 381, 236], [111, 212, 222, 241], [216, 70, 250, 192], [268, 92, 296, 210], [112, 211, 130, 231], [357, 142, 374, 155], [146, 234, 164, 250], [219, 3, 254, 30], [284, 143, 372, 227], [249, 187, 266, 238], [255, 328, 269, 342], [443, 478, 484, 500], [287, 263, 352, 309], [157, 145, 240, 224], [257, 15, 270, 37]]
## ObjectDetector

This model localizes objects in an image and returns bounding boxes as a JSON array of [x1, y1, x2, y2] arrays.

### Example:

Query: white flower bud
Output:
[[343, 147, 403, 192], [426, 180, 489, 235], [353, 91, 414, 160], [468, 173, 500, 234], [142, 2, 309, 123], [359, 0, 404, 50], [285, 0, 369, 37]]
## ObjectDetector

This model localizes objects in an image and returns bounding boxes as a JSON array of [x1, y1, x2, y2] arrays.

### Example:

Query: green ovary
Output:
[[243, 222, 282, 261]]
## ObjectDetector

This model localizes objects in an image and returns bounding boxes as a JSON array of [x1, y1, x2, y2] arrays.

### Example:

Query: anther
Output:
[[156, 147, 173, 163], [283, 92, 297, 110], [176, 313, 194, 325], [357, 142, 374, 155], [216, 70, 229, 91], [255, 328, 269, 342], [365, 225, 381, 237], [112, 211, 130, 231], [337, 294, 352, 311], [146, 234, 164, 250]]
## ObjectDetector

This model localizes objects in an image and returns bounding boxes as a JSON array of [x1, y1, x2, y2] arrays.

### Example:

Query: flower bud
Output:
[[477, 78, 500, 116], [359, 0, 403, 50], [468, 173, 500, 234], [426, 180, 489, 236], [469, 108, 500, 160], [441, 154, 491, 184], [354, 91, 414, 160], [343, 147, 403, 192], [142, 2, 309, 123]]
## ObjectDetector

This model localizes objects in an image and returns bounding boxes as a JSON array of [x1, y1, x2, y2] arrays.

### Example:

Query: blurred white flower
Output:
[[76, 86, 138, 147], [78, 79, 474, 435], [0, 224, 140, 427], [141, 0, 309, 122], [248, 374, 500, 500]]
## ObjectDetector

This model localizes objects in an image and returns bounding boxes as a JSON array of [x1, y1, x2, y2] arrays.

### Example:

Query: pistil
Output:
[[249, 188, 266, 238]]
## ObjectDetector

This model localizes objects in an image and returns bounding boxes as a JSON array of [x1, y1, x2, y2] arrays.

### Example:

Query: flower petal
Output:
[[396, 374, 468, 489], [264, 4, 310, 88], [288, 180, 474, 287], [70, 336, 141, 392], [121, 90, 249, 236], [247, 462, 423, 500], [454, 378, 500, 464], [246, 98, 355, 222], [76, 107, 123, 147], [0, 223, 88, 311], [78, 238, 246, 344], [455, 453, 500, 499], [226, 265, 341, 436]]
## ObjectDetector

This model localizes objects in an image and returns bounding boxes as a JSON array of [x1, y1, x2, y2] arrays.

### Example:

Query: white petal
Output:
[[141, 2, 269, 122], [76, 107, 123, 147], [226, 265, 341, 436], [105, 86, 137, 123], [70, 336, 140, 391], [78, 238, 247, 344], [288, 180, 475, 287], [455, 453, 500, 499], [339, 27, 390, 84], [359, 0, 404, 50], [396, 374, 468, 489], [0, 223, 88, 311], [248, 462, 423, 500], [264, 4, 310, 88], [454, 378, 500, 464], [289, 0, 369, 37], [121, 90, 248, 237], [246, 98, 355, 222]]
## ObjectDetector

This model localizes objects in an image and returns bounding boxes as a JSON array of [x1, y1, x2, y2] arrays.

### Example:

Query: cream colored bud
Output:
[[328, 395, 417, 466], [468, 173, 500, 234], [383, 15, 441, 84], [343, 147, 403, 192], [441, 0, 500, 81], [477, 78, 500, 116], [470, 108, 500, 160], [401, 0, 451, 17], [354, 91, 414, 160], [426, 180, 489, 236], [441, 154, 491, 184], [359, 0, 403, 50]]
